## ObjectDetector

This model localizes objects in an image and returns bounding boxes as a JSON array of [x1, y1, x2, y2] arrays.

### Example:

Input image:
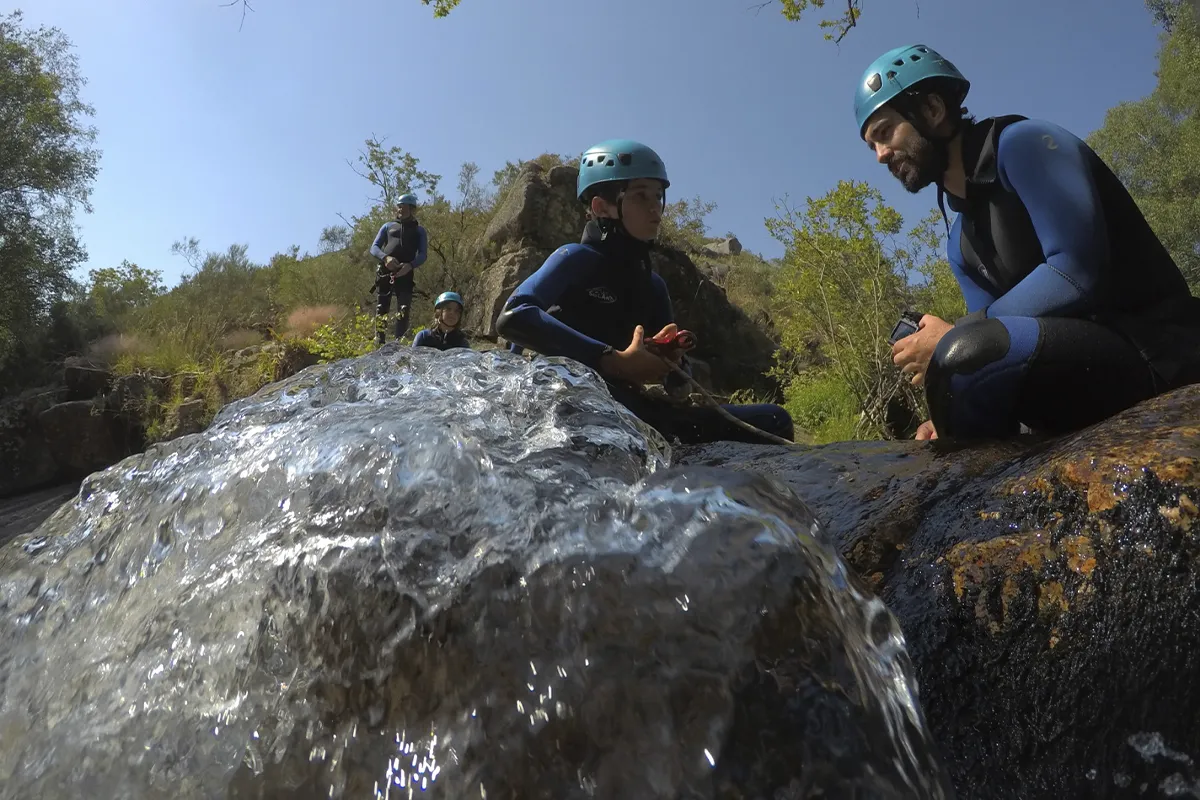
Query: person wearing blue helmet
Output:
[[369, 192, 428, 346], [856, 44, 1200, 441], [413, 291, 471, 351], [495, 139, 794, 445]]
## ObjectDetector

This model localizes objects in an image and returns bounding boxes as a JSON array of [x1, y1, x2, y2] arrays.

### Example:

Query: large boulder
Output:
[[480, 163, 586, 254], [0, 343, 321, 499], [467, 163, 780, 397], [62, 356, 114, 401], [0, 348, 954, 798], [651, 246, 778, 398], [677, 383, 1200, 798], [463, 246, 547, 340], [704, 236, 742, 257], [37, 400, 132, 476], [4, 348, 1200, 796], [0, 387, 66, 498]]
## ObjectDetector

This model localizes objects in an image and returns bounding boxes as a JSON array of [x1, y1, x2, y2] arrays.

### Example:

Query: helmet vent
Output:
[[867, 73, 882, 92], [618, 153, 632, 166]]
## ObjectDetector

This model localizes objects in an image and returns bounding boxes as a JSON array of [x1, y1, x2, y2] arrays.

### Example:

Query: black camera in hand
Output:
[[888, 310, 924, 345]]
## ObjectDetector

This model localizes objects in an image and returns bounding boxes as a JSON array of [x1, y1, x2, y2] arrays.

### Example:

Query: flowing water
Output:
[[0, 347, 953, 798]]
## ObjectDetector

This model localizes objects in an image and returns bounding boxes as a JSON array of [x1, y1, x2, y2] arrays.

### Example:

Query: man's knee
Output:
[[929, 319, 1011, 380], [925, 317, 1041, 438]]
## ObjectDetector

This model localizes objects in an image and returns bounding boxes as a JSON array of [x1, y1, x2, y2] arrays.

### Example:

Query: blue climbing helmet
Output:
[[435, 291, 463, 309], [854, 45, 970, 137], [397, 192, 419, 207], [576, 139, 670, 203]]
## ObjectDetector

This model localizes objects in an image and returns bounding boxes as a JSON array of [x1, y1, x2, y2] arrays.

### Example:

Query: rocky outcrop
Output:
[[649, 246, 777, 398], [677, 383, 1200, 798], [465, 163, 780, 397], [480, 163, 586, 254], [704, 236, 742, 257], [0, 344, 320, 499]]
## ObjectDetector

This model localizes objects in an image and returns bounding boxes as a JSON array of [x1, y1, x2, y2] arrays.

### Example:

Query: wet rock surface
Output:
[[0, 348, 950, 799], [677, 382, 1200, 798], [5, 343, 1198, 797]]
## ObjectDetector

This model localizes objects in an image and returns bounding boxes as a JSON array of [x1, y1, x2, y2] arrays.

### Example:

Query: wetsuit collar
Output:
[[581, 219, 654, 270], [941, 116, 1029, 213]]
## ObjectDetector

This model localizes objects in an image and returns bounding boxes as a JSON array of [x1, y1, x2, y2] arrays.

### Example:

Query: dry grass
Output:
[[88, 333, 147, 363], [219, 329, 264, 350], [284, 305, 344, 338]]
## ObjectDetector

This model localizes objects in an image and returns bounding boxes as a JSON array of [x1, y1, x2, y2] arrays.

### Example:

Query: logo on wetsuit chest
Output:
[[587, 287, 616, 303]]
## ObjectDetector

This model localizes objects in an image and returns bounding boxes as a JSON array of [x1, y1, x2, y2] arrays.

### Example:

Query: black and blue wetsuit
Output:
[[927, 115, 1200, 439], [413, 327, 471, 351], [496, 221, 794, 445], [370, 217, 428, 344]]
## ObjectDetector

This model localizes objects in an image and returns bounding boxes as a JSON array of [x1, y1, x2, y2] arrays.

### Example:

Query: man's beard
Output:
[[888, 131, 947, 193]]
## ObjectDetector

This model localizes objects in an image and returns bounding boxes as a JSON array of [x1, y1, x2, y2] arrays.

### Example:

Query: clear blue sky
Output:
[[28, 0, 1163, 287]]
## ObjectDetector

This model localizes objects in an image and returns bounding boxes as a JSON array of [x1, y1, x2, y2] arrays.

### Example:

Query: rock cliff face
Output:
[[464, 162, 780, 397], [677, 383, 1200, 798], [0, 344, 319, 498]]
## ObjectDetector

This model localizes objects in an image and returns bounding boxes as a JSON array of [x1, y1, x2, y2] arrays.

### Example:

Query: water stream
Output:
[[0, 347, 953, 798]]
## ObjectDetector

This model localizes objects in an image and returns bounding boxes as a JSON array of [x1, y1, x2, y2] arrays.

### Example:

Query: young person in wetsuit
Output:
[[495, 139, 794, 445], [369, 193, 428, 346], [856, 45, 1200, 441], [413, 291, 471, 351]]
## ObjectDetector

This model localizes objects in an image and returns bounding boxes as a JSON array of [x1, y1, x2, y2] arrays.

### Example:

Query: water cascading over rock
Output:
[[0, 347, 952, 798]]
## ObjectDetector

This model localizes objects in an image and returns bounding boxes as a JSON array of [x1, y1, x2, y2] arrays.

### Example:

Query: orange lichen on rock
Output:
[[997, 386, 1200, 512], [945, 531, 1096, 634], [1159, 493, 1198, 532]]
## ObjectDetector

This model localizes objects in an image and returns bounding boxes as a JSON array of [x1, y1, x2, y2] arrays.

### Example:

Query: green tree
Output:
[[86, 261, 166, 325], [1088, 0, 1200, 291], [659, 195, 718, 251], [414, 0, 866, 40], [905, 209, 968, 323], [349, 135, 442, 207], [419, 162, 495, 293], [318, 225, 351, 253], [772, 0, 861, 42], [420, 0, 462, 17], [766, 181, 948, 441], [0, 11, 100, 366]]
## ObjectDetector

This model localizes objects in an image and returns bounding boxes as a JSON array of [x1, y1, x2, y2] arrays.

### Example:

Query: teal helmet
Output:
[[576, 139, 670, 203], [435, 291, 463, 309], [397, 192, 419, 207], [854, 45, 970, 137]]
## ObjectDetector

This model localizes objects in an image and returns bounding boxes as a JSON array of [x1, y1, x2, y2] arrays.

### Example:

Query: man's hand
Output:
[[600, 325, 672, 385], [915, 419, 938, 441], [383, 256, 413, 276], [892, 314, 953, 386]]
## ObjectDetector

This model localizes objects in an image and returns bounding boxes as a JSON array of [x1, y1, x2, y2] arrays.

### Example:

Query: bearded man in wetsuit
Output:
[[856, 44, 1200, 440]]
